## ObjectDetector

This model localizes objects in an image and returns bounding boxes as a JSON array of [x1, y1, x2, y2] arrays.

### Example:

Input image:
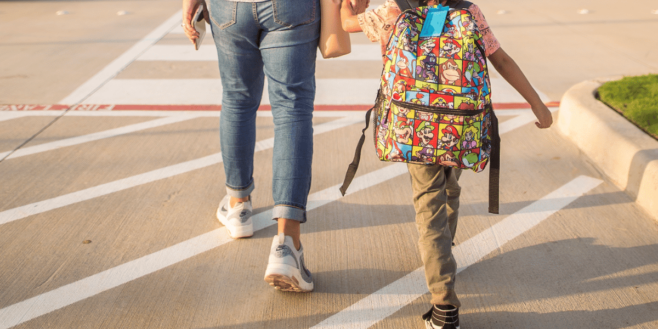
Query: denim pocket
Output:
[[209, 0, 237, 30], [272, 0, 317, 28]]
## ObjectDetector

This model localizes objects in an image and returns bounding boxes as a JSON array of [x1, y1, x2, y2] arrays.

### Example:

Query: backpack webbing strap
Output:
[[488, 110, 500, 214], [339, 108, 374, 196]]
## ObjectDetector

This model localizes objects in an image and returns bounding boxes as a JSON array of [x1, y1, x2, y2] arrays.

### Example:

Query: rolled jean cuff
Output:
[[272, 204, 307, 223], [225, 182, 255, 198]]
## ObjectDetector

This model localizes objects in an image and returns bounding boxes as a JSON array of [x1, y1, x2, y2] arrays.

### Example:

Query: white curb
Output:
[[557, 80, 658, 221]]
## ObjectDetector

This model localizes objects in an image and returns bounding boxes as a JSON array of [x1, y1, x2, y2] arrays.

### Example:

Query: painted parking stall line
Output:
[[311, 175, 603, 329], [0, 164, 408, 329]]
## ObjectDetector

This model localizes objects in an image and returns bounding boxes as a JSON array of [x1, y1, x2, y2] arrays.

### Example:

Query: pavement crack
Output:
[[0, 106, 72, 164], [36, 262, 67, 289]]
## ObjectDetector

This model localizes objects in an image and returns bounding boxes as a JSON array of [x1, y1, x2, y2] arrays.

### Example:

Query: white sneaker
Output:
[[216, 195, 253, 238], [264, 233, 314, 292]]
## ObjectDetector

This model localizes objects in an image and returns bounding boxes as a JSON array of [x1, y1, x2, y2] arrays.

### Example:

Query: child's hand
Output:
[[532, 104, 553, 129]]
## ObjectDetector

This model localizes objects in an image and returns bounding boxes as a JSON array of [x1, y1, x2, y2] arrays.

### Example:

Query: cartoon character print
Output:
[[481, 113, 491, 135], [440, 114, 463, 125], [438, 151, 458, 166], [444, 13, 462, 38], [463, 42, 476, 62], [461, 14, 475, 36], [395, 105, 411, 117], [462, 87, 479, 101], [409, 93, 426, 105], [417, 111, 433, 121], [463, 61, 479, 87], [415, 121, 436, 148], [396, 53, 413, 78], [460, 150, 479, 168], [440, 125, 460, 151], [461, 124, 479, 149], [397, 21, 418, 52], [416, 39, 438, 82], [376, 120, 389, 159], [480, 138, 491, 160], [431, 95, 454, 109], [416, 145, 435, 163], [440, 39, 461, 59], [391, 79, 407, 102], [457, 100, 475, 111], [384, 129, 408, 162], [439, 59, 462, 86], [394, 118, 413, 144]]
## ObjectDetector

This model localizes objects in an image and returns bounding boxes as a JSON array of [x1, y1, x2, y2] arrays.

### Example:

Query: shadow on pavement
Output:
[[459, 238, 658, 328]]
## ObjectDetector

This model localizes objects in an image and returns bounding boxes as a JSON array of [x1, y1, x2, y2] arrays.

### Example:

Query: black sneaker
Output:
[[422, 305, 460, 329]]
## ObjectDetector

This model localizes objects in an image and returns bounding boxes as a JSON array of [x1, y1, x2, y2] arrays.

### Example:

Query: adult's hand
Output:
[[182, 0, 209, 45], [350, 0, 370, 15]]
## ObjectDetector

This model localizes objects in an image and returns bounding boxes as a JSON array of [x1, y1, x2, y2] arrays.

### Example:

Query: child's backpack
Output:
[[340, 1, 501, 213]]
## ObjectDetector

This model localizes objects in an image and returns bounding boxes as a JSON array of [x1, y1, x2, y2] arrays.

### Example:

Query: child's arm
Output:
[[340, 0, 363, 33], [488, 48, 553, 129]]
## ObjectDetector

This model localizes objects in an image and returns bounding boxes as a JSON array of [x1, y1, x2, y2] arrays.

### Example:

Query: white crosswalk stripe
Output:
[[58, 15, 550, 106]]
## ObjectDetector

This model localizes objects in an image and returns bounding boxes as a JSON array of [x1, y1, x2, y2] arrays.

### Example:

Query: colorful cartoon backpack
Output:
[[340, 1, 501, 213]]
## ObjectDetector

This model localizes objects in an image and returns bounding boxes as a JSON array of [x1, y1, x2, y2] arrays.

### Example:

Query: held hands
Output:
[[182, 0, 209, 45], [532, 104, 553, 129], [349, 0, 370, 15]]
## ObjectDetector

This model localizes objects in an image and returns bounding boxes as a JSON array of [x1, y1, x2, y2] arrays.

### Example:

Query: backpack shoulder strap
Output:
[[451, 0, 473, 10], [393, 0, 420, 11]]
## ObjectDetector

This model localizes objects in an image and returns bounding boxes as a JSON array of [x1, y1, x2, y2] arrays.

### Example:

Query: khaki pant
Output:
[[407, 164, 462, 308]]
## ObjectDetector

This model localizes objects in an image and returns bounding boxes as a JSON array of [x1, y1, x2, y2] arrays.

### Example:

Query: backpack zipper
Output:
[[390, 99, 484, 116]]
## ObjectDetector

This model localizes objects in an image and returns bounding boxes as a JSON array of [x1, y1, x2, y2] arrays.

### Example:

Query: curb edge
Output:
[[557, 80, 658, 221]]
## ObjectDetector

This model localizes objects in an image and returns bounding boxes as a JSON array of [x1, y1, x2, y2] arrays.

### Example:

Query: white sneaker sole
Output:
[[216, 213, 253, 239], [264, 263, 313, 292]]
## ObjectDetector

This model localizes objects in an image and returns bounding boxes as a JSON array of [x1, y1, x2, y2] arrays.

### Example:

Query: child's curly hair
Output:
[[419, 0, 464, 6]]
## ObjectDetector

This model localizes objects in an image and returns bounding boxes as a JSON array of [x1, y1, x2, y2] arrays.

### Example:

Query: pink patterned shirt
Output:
[[358, 1, 501, 57]]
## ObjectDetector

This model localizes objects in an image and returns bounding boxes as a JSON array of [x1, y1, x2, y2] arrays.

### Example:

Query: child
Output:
[[341, 0, 553, 328]]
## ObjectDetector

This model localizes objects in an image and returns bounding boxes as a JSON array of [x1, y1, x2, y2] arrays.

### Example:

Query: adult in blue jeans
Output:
[[183, 0, 319, 292]]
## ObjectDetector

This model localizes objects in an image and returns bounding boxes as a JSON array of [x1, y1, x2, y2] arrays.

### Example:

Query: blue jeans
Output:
[[207, 0, 320, 223]]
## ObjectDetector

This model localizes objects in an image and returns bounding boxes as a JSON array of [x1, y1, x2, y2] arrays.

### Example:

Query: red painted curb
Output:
[[1, 102, 560, 112]]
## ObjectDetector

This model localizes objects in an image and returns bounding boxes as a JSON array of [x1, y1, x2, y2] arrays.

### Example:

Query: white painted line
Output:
[[0, 113, 24, 123], [0, 116, 362, 227], [0, 164, 408, 329], [0, 109, 541, 226], [311, 175, 603, 329], [58, 10, 183, 105], [136, 44, 382, 62], [491, 77, 551, 103], [82, 79, 381, 105], [1, 110, 373, 118], [317, 44, 382, 61], [2, 109, 541, 118], [0, 116, 197, 160], [497, 107, 558, 135]]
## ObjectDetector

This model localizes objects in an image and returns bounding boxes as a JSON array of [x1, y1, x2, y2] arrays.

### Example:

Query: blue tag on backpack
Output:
[[419, 5, 449, 38]]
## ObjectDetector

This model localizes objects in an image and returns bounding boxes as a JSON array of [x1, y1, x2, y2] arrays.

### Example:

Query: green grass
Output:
[[598, 74, 658, 139]]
